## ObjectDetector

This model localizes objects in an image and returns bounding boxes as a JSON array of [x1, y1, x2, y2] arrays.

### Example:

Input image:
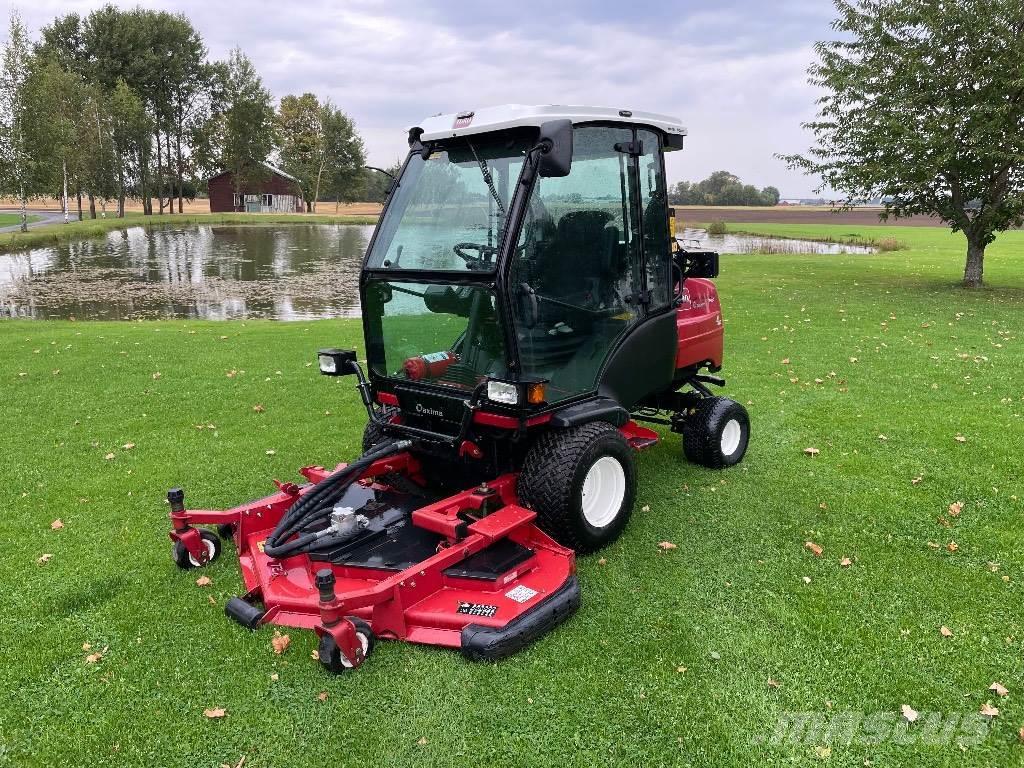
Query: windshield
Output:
[[365, 136, 531, 272], [364, 279, 508, 391]]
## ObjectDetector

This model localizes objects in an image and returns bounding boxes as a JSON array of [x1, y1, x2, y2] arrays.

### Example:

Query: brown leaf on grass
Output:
[[317, 691, 328, 702], [840, 557, 853, 567], [195, 575, 212, 587], [990, 682, 1009, 697], [203, 707, 227, 719], [657, 541, 678, 551], [271, 632, 291, 655], [416, 737, 429, 746], [819, 502, 828, 510], [947, 540, 959, 552], [912, 476, 923, 485], [940, 626, 953, 638], [954, 434, 967, 443], [37, 553, 53, 564], [1018, 726, 1024, 744], [122, 442, 135, 450], [85, 651, 103, 664], [598, 558, 607, 565], [805, 541, 823, 557], [207, 595, 217, 605], [849, 357, 858, 363], [802, 576, 812, 584], [676, 665, 688, 673], [252, 404, 265, 413], [878, 434, 888, 441], [980, 702, 999, 718], [814, 745, 832, 759], [767, 677, 780, 689], [265, 449, 276, 456], [781, 358, 790, 365], [948, 501, 963, 516], [51, 519, 64, 530], [270, 673, 279, 682], [104, 452, 115, 460], [82, 642, 92, 651], [901, 704, 919, 723], [804, 447, 820, 456]]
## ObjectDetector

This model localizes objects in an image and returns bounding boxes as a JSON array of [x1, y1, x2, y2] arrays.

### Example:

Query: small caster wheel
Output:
[[318, 617, 375, 674], [216, 523, 236, 541], [172, 529, 222, 569]]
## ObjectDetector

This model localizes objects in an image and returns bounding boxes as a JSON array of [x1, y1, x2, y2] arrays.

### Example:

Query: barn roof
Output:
[[208, 162, 300, 184]]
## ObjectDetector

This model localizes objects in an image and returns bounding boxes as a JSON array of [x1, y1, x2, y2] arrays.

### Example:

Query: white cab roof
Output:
[[416, 104, 686, 142]]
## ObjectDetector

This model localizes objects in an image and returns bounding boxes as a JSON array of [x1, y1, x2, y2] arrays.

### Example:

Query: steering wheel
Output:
[[454, 242, 498, 269]]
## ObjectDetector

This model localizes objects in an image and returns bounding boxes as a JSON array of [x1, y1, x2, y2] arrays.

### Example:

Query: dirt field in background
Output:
[[674, 206, 950, 227], [0, 197, 384, 216]]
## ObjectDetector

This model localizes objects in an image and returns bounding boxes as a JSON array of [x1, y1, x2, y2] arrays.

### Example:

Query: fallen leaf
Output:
[[271, 632, 291, 655], [804, 447, 820, 456], [82, 642, 92, 651], [709, 651, 721, 660], [814, 745, 832, 759], [152, 372, 161, 380], [270, 673, 279, 682], [805, 541, 823, 557], [122, 442, 135, 450], [947, 540, 959, 553], [954, 434, 967, 443], [203, 707, 227, 719], [980, 702, 999, 718], [849, 357, 858, 363], [598, 558, 607, 565], [657, 541, 677, 551], [781, 358, 790, 364], [85, 651, 104, 664], [207, 595, 217, 605], [310, 650, 319, 661], [641, 504, 650, 513], [819, 502, 828, 510], [317, 691, 328, 702], [767, 677, 780, 689], [802, 576, 812, 584], [912, 476, 923, 485], [676, 665, 688, 673], [104, 452, 115, 460], [51, 519, 64, 530], [840, 557, 853, 567], [878, 434, 888, 441], [901, 704, 919, 723], [948, 501, 963, 516], [37, 553, 53, 564], [990, 682, 1009, 697], [265, 449, 276, 456], [195, 575, 212, 587], [252, 404, 265, 413], [940, 625, 953, 638], [1018, 726, 1024, 744], [416, 737, 429, 746]]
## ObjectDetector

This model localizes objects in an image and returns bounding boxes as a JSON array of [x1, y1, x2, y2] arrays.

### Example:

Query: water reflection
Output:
[[0, 224, 373, 320]]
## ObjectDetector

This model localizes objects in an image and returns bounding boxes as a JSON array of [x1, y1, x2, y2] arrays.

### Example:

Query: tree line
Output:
[[0, 6, 371, 231], [669, 171, 781, 207]]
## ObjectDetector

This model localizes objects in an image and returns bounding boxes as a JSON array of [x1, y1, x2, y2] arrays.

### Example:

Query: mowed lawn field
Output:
[[1, 224, 1021, 767]]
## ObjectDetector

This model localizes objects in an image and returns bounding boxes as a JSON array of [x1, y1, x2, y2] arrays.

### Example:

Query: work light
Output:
[[487, 380, 519, 405], [318, 348, 357, 376]]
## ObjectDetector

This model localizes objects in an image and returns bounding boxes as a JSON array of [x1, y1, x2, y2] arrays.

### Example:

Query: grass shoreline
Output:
[[0, 211, 379, 254]]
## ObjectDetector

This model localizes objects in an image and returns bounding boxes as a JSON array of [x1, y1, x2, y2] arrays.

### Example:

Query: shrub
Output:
[[707, 219, 728, 235]]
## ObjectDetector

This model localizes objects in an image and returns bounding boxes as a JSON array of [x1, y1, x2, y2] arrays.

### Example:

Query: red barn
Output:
[[208, 162, 305, 213]]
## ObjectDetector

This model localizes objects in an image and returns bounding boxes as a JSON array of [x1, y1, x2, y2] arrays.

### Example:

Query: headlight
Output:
[[319, 354, 338, 374], [317, 348, 357, 376], [487, 380, 519, 405]]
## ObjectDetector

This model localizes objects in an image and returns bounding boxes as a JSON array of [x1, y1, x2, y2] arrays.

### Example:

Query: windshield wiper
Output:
[[467, 139, 506, 219]]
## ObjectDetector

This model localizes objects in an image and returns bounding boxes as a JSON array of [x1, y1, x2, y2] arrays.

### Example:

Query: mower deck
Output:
[[169, 452, 581, 662]]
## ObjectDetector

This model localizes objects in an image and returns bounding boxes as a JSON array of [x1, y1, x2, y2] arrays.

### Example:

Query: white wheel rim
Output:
[[339, 631, 370, 668], [188, 538, 216, 567], [581, 456, 626, 528], [721, 418, 742, 456]]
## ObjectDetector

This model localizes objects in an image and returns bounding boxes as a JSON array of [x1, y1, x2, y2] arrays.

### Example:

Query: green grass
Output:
[[1, 223, 1022, 766], [0, 211, 378, 253], [0, 212, 40, 228]]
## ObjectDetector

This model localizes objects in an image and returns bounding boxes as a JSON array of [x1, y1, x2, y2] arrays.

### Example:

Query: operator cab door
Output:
[[510, 125, 646, 403]]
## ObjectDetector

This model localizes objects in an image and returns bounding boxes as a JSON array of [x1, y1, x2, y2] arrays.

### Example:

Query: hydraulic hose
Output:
[[263, 438, 411, 559]]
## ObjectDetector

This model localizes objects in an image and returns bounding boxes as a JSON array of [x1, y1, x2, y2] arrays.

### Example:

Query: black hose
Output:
[[263, 439, 409, 559]]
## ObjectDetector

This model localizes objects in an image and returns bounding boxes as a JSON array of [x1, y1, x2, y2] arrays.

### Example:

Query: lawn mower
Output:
[[165, 105, 750, 673]]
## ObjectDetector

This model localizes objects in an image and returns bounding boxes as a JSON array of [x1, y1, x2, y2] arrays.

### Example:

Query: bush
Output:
[[707, 219, 728, 235]]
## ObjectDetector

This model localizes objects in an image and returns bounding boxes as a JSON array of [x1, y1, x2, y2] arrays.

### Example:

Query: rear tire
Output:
[[682, 397, 750, 468], [518, 422, 636, 553], [362, 408, 397, 452]]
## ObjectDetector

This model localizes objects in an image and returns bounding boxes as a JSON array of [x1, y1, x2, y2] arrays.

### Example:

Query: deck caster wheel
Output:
[[172, 529, 222, 569], [216, 523, 236, 541], [518, 421, 636, 553], [682, 397, 750, 468], [318, 618, 375, 674]]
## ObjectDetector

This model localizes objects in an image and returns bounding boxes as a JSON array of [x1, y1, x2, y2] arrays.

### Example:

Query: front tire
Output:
[[682, 397, 750, 468], [362, 407, 397, 453], [518, 422, 636, 553]]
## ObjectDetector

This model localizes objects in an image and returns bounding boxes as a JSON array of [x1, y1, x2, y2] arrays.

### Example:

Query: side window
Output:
[[638, 129, 671, 310], [511, 126, 641, 402]]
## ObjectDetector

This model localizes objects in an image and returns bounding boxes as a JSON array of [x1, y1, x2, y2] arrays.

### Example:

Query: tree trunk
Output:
[[19, 190, 28, 233], [175, 124, 184, 214], [165, 132, 175, 213], [76, 191, 83, 221], [963, 239, 985, 287], [88, 194, 97, 219], [156, 131, 164, 214]]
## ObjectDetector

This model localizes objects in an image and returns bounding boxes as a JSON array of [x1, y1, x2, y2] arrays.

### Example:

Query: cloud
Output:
[[13, 0, 834, 196]]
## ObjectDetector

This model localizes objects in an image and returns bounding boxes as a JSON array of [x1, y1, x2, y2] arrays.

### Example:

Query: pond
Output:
[[0, 224, 875, 321]]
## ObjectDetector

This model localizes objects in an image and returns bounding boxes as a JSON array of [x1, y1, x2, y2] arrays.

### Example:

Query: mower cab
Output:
[[166, 105, 750, 673]]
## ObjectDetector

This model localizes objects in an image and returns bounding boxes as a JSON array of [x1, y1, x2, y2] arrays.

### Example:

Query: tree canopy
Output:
[[669, 171, 780, 207], [781, 0, 1024, 287]]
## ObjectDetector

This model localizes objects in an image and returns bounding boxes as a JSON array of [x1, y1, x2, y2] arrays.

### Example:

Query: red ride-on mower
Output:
[[166, 105, 750, 673]]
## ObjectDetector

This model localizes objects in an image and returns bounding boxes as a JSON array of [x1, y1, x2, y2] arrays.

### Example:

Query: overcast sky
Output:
[[13, 0, 838, 198]]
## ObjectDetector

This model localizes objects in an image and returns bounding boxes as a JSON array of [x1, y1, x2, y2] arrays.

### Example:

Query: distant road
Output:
[[675, 206, 947, 227], [0, 208, 65, 233]]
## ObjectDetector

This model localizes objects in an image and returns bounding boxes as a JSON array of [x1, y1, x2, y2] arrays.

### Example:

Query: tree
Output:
[[320, 104, 365, 206], [109, 78, 150, 217], [206, 49, 277, 205], [0, 12, 39, 231], [781, 0, 1024, 287], [668, 171, 780, 206]]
